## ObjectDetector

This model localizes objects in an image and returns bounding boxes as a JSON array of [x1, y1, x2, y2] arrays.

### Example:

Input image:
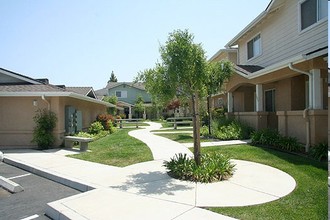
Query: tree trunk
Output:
[[207, 95, 212, 135], [191, 93, 201, 165]]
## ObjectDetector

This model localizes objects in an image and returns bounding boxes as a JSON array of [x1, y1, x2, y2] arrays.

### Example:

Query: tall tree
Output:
[[137, 29, 208, 165], [206, 60, 233, 135], [108, 71, 118, 83]]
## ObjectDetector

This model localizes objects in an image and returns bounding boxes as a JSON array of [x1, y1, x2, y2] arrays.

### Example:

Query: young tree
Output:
[[206, 60, 233, 135], [108, 71, 118, 83], [103, 95, 118, 115], [138, 29, 208, 165], [134, 95, 144, 118]]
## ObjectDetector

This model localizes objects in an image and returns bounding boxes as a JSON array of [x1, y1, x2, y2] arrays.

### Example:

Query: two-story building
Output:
[[210, 0, 328, 149], [95, 82, 152, 119]]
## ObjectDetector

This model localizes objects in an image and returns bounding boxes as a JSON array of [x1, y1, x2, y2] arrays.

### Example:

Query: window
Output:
[[300, 0, 327, 31], [247, 34, 261, 60], [115, 90, 127, 98], [265, 89, 275, 112]]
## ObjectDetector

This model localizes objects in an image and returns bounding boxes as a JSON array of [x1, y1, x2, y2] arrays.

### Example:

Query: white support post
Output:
[[256, 84, 263, 112], [227, 92, 233, 113], [311, 69, 322, 109], [128, 106, 132, 119]]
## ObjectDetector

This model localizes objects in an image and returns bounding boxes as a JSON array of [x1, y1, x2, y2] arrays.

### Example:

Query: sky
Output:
[[0, 0, 270, 90]]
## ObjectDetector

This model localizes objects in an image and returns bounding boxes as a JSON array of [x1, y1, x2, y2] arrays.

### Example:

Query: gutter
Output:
[[288, 63, 312, 152], [41, 95, 50, 111]]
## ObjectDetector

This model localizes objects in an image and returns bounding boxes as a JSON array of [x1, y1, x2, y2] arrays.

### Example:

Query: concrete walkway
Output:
[[2, 122, 296, 220]]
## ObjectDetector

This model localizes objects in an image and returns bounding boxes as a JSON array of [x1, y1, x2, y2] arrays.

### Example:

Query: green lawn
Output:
[[155, 133, 217, 143], [69, 129, 153, 167], [200, 145, 327, 220]]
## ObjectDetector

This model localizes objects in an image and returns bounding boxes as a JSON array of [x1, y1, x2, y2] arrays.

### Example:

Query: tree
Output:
[[103, 95, 118, 115], [206, 60, 233, 135], [134, 95, 144, 118], [108, 71, 118, 83], [137, 29, 208, 165]]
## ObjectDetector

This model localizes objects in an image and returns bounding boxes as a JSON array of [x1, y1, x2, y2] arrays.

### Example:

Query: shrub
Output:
[[211, 118, 253, 140], [200, 125, 209, 137], [309, 142, 328, 161], [164, 153, 235, 183], [88, 121, 104, 135], [32, 109, 57, 149], [96, 114, 116, 129], [278, 136, 301, 152], [107, 120, 117, 134], [251, 129, 302, 152]]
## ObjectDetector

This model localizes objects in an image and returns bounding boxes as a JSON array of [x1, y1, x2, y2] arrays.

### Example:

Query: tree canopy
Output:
[[108, 71, 118, 83], [136, 29, 233, 165]]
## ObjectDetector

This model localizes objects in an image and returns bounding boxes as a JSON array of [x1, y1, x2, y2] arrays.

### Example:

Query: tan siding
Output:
[[238, 1, 328, 67]]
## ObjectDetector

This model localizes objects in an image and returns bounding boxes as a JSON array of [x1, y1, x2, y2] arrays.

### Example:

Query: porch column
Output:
[[143, 107, 146, 120], [227, 92, 233, 112], [128, 106, 132, 119], [255, 84, 263, 112], [311, 69, 322, 109]]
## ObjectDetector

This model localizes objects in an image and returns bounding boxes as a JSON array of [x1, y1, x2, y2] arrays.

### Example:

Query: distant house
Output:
[[209, 0, 328, 148], [95, 82, 152, 119], [0, 68, 116, 149]]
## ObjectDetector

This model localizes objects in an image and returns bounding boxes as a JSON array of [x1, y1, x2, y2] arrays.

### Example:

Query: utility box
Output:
[[65, 106, 83, 134]]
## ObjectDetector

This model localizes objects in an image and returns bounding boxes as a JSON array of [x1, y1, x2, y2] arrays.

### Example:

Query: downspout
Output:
[[42, 95, 51, 111], [288, 63, 311, 152]]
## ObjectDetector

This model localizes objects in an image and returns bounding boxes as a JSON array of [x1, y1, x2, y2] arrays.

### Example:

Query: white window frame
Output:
[[247, 33, 262, 61], [299, 0, 328, 33], [115, 90, 127, 98]]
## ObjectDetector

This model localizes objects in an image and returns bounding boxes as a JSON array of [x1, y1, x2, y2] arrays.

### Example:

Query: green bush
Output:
[[251, 129, 302, 152], [164, 153, 235, 183], [200, 125, 209, 137], [88, 121, 104, 134], [309, 142, 328, 161], [96, 114, 117, 129], [32, 109, 57, 149], [211, 118, 253, 140]]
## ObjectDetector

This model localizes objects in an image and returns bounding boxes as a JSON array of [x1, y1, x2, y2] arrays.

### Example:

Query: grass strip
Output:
[[69, 129, 153, 167]]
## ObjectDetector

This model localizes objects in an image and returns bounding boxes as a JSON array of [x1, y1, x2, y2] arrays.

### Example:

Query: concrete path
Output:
[[2, 122, 296, 220], [129, 122, 193, 160]]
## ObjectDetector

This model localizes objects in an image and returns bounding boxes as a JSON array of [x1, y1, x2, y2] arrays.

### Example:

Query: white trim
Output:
[[247, 33, 262, 61], [298, 0, 328, 33], [0, 91, 119, 108], [244, 54, 306, 79], [0, 68, 42, 85]]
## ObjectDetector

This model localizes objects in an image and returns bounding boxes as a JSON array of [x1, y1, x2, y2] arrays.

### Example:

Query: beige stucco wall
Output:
[[0, 96, 107, 149]]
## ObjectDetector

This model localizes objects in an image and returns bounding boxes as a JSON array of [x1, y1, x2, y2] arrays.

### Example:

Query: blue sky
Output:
[[0, 1, 270, 89]]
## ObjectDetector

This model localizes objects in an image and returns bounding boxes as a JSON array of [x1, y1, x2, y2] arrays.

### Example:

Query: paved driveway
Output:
[[0, 162, 80, 220]]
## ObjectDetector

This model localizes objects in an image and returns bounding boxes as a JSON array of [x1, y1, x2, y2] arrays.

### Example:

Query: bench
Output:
[[116, 118, 144, 128], [166, 117, 193, 129], [64, 136, 93, 151]]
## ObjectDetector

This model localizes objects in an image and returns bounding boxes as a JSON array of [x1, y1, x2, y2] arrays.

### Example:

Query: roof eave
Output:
[[0, 91, 121, 109]]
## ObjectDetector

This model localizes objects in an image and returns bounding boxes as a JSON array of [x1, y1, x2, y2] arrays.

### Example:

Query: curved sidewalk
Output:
[[129, 122, 193, 160], [2, 122, 296, 219]]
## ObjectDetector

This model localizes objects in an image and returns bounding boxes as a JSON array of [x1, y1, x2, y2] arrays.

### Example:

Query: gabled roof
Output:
[[225, 0, 283, 48], [66, 87, 97, 99], [0, 67, 43, 85], [0, 67, 117, 108], [95, 82, 146, 96], [106, 82, 145, 91]]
